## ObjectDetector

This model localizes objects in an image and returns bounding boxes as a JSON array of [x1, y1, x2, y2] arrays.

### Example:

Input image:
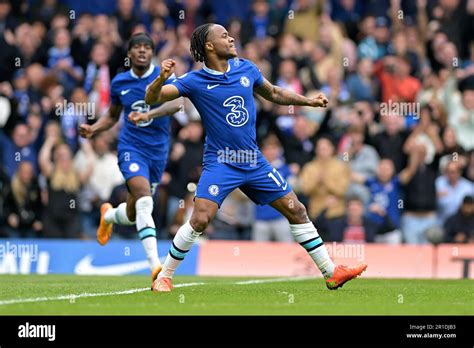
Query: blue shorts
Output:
[[117, 148, 167, 194], [196, 160, 292, 207]]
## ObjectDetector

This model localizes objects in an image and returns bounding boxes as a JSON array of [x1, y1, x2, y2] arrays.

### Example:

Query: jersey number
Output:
[[268, 168, 288, 190]]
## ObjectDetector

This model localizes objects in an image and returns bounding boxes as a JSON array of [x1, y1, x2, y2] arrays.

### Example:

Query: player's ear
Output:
[[205, 41, 214, 53]]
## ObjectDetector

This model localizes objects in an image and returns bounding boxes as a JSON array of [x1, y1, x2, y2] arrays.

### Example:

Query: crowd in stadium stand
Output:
[[0, 0, 473, 244]]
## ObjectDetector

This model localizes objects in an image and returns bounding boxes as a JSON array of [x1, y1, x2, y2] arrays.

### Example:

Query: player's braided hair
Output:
[[190, 23, 213, 63]]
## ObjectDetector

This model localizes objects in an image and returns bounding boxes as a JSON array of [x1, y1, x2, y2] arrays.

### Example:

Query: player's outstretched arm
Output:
[[254, 78, 328, 107], [128, 97, 184, 125], [145, 59, 180, 104], [79, 104, 123, 138]]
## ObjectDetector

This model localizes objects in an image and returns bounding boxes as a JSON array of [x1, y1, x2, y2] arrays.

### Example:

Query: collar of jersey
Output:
[[130, 64, 155, 79], [203, 63, 230, 75]]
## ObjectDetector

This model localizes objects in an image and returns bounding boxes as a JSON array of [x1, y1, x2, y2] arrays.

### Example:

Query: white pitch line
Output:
[[0, 277, 317, 306], [234, 276, 317, 285]]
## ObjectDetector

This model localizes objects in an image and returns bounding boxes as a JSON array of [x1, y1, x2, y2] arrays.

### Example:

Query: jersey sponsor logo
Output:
[[131, 100, 152, 127], [207, 84, 220, 90], [223, 96, 249, 127], [121, 89, 131, 95], [129, 163, 140, 172], [208, 184, 219, 196], [240, 76, 250, 87]]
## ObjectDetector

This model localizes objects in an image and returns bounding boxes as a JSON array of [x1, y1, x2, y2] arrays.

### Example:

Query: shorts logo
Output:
[[208, 184, 219, 196], [240, 76, 250, 87], [129, 163, 140, 172]]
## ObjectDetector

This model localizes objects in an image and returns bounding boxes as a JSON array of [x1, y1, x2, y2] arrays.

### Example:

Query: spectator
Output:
[[38, 123, 94, 238], [0, 123, 38, 178], [436, 161, 474, 224], [351, 150, 423, 243], [444, 195, 474, 243], [357, 16, 390, 61], [253, 135, 293, 242], [369, 114, 409, 173], [401, 144, 439, 244], [284, 0, 322, 42], [5, 161, 42, 238], [339, 126, 380, 204], [316, 195, 395, 243], [75, 132, 123, 239], [346, 58, 379, 103], [375, 55, 422, 103], [298, 135, 350, 220], [47, 27, 83, 96], [0, 166, 10, 237], [164, 121, 204, 227], [275, 115, 317, 172]]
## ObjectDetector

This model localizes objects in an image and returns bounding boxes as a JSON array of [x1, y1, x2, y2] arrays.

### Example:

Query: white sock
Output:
[[290, 222, 335, 279], [104, 203, 135, 225], [160, 221, 201, 278], [136, 196, 161, 270]]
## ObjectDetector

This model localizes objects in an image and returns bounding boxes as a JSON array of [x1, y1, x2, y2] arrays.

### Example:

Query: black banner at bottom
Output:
[[0, 315, 472, 346]]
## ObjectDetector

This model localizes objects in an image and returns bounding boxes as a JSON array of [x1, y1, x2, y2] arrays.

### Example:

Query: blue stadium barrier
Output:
[[0, 239, 198, 276]]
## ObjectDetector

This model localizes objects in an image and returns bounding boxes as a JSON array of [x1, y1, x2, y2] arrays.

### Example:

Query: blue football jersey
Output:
[[170, 58, 265, 169], [110, 64, 171, 160]]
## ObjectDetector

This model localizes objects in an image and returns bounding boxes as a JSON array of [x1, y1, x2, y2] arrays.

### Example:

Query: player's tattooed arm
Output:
[[145, 59, 180, 104], [79, 104, 123, 138], [254, 78, 328, 107], [128, 97, 185, 125]]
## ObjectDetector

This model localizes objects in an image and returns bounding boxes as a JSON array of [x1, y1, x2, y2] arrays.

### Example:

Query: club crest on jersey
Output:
[[129, 163, 140, 172], [131, 100, 152, 127], [208, 184, 219, 196], [223, 96, 249, 127], [240, 76, 250, 87]]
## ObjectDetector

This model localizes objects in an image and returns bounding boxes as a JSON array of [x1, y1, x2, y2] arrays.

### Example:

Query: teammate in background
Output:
[[142, 23, 367, 292], [79, 33, 182, 283]]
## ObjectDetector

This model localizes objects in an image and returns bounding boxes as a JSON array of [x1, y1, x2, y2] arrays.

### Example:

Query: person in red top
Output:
[[375, 55, 421, 103]]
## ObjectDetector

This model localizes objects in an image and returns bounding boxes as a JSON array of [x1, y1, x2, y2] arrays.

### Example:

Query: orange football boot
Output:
[[97, 203, 113, 246], [151, 264, 163, 282], [151, 277, 173, 292], [326, 263, 368, 290]]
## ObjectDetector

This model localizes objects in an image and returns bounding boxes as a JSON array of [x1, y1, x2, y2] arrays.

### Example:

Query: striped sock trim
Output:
[[138, 227, 156, 240], [300, 236, 324, 252], [169, 241, 189, 261]]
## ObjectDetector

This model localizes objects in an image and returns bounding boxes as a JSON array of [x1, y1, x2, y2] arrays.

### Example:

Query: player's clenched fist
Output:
[[160, 59, 176, 80], [308, 93, 329, 108], [128, 111, 149, 125], [79, 124, 94, 138]]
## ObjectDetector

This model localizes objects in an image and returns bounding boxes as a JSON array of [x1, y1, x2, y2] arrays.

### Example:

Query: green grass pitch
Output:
[[0, 275, 472, 315]]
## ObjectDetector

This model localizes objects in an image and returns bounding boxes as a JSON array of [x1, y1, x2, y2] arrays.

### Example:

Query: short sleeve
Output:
[[248, 60, 264, 87], [169, 73, 191, 98], [110, 78, 121, 106]]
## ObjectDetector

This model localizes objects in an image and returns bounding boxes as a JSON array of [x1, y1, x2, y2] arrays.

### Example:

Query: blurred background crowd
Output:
[[0, 0, 473, 244]]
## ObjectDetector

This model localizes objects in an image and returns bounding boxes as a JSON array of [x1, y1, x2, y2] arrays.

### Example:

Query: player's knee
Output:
[[190, 213, 210, 232], [135, 196, 153, 215], [288, 202, 309, 224]]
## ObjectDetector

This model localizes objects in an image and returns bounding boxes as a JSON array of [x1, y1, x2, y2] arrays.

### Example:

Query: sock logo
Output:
[[129, 163, 140, 172]]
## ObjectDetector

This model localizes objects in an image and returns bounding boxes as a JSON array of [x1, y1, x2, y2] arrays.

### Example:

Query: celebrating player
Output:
[[79, 32, 182, 283], [144, 24, 367, 292]]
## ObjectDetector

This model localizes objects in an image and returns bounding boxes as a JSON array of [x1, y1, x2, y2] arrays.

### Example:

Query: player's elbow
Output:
[[144, 92, 156, 105]]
